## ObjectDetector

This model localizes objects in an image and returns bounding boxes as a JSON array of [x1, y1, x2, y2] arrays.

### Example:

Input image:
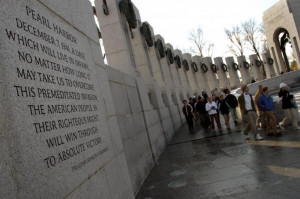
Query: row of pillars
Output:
[[95, 0, 278, 99]]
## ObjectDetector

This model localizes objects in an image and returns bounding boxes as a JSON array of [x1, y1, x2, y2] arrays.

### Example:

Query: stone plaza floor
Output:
[[136, 89, 300, 199]]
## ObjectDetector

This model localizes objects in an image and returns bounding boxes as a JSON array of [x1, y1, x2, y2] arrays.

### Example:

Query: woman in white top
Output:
[[206, 97, 222, 134]]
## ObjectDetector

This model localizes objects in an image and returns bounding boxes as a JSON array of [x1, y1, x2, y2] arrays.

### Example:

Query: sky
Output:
[[131, 0, 280, 58]]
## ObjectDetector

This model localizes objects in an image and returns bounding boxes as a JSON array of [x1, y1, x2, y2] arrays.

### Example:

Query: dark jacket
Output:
[[182, 104, 193, 116], [225, 94, 238, 108], [238, 93, 256, 114], [219, 100, 230, 114], [258, 93, 274, 111], [278, 89, 293, 109], [196, 100, 207, 114]]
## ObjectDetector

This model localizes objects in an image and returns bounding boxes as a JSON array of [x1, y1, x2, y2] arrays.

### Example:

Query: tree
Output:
[[188, 27, 214, 61], [224, 26, 245, 57], [241, 19, 266, 75]]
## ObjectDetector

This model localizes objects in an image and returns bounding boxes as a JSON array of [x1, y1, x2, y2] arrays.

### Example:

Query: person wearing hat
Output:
[[278, 83, 300, 130], [238, 85, 263, 140]]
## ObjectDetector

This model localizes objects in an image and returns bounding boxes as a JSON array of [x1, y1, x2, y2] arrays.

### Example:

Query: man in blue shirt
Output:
[[258, 87, 281, 136]]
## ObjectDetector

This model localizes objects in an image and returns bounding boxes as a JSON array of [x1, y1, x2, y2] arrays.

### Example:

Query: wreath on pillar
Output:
[[211, 64, 217, 73], [174, 55, 181, 68], [165, 48, 174, 64], [221, 64, 228, 72], [201, 63, 208, 73], [244, 61, 250, 69], [191, 62, 198, 72], [182, 59, 189, 71], [255, 59, 262, 67], [119, 0, 137, 29], [140, 22, 153, 47], [155, 39, 165, 58], [267, 58, 274, 65], [232, 63, 239, 70]]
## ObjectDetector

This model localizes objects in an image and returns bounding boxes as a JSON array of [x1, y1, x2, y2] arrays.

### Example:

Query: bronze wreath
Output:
[[182, 59, 189, 71], [119, 0, 137, 29], [221, 64, 228, 72], [201, 63, 208, 73], [155, 39, 165, 58], [191, 62, 198, 72], [165, 48, 174, 64], [244, 61, 250, 69], [211, 64, 217, 73], [232, 63, 239, 70], [267, 58, 274, 65], [174, 55, 181, 68], [140, 22, 153, 47], [255, 59, 262, 67]]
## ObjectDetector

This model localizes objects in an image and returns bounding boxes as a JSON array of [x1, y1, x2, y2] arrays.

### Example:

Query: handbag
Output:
[[291, 96, 298, 109]]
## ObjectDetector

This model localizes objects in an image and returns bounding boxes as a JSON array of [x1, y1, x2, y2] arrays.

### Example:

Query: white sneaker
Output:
[[278, 124, 284, 130], [257, 127, 262, 131], [244, 135, 250, 140], [295, 127, 300, 130], [255, 134, 263, 140]]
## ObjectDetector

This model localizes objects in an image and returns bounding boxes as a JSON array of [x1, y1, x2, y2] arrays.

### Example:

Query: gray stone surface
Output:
[[137, 119, 300, 199], [0, 0, 133, 198]]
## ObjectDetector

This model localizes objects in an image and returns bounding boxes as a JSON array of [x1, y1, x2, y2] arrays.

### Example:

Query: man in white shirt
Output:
[[206, 97, 222, 134], [238, 85, 263, 140]]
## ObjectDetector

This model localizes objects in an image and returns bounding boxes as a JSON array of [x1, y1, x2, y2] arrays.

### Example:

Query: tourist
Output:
[[182, 100, 194, 131], [238, 85, 263, 140], [196, 96, 211, 129], [206, 97, 222, 134], [213, 88, 221, 100], [278, 83, 300, 130], [188, 97, 194, 107], [251, 78, 256, 83], [224, 89, 238, 125], [258, 87, 281, 136], [212, 95, 220, 121], [193, 97, 200, 125], [201, 91, 208, 100], [219, 95, 231, 130], [254, 85, 264, 130]]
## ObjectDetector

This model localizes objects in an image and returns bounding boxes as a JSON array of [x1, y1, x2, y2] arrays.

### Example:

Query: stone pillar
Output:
[[165, 44, 182, 89], [262, 52, 276, 78], [154, 35, 174, 90], [130, 20, 155, 86], [95, 0, 138, 76], [174, 50, 192, 98], [182, 53, 200, 96], [249, 54, 264, 81], [203, 57, 220, 92], [225, 57, 241, 89], [192, 56, 210, 94], [214, 57, 231, 90], [237, 56, 251, 84], [165, 43, 185, 124], [147, 30, 165, 90]]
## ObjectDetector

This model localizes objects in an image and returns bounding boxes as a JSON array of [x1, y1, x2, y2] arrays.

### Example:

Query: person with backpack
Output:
[[196, 96, 211, 129], [219, 94, 231, 130], [224, 89, 238, 125]]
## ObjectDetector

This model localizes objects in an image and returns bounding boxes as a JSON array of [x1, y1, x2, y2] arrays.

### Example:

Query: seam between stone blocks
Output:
[[63, 150, 124, 199]]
